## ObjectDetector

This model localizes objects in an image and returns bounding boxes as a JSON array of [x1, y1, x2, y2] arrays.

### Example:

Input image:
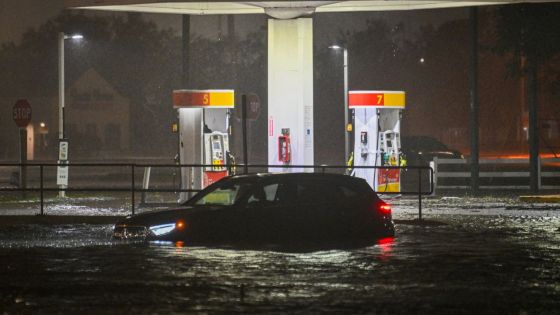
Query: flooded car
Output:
[[113, 173, 394, 246]]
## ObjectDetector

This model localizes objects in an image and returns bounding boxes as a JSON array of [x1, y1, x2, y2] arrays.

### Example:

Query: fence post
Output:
[[242, 95, 249, 175], [131, 164, 135, 215], [141, 166, 151, 205], [418, 167, 422, 221], [430, 157, 438, 196], [40, 165, 44, 216], [538, 157, 542, 191]]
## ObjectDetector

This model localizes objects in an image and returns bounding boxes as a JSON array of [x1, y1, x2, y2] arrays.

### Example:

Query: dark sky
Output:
[[0, 0, 64, 44]]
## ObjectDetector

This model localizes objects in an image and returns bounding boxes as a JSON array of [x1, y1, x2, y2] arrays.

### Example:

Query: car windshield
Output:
[[191, 181, 251, 206]]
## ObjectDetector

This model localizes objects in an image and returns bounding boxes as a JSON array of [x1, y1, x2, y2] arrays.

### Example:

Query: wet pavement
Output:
[[0, 196, 559, 314]]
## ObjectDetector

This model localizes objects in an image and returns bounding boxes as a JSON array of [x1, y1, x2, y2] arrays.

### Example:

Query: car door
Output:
[[242, 179, 296, 243], [186, 180, 250, 243], [289, 178, 339, 241], [331, 180, 375, 238]]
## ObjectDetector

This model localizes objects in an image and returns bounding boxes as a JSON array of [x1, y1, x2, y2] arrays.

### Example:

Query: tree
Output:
[[492, 4, 560, 76], [492, 3, 560, 191]]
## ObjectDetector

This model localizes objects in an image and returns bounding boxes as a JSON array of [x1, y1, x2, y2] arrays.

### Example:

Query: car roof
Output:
[[226, 172, 364, 183], [402, 135, 442, 143]]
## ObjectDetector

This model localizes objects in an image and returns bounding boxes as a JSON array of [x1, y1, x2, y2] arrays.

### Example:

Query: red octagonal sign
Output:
[[13, 99, 32, 128]]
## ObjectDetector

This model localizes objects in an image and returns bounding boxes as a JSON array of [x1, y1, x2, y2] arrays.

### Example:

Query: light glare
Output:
[[149, 223, 176, 236]]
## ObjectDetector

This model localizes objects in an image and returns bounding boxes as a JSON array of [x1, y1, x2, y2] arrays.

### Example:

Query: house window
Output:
[[104, 124, 121, 149], [85, 123, 101, 148]]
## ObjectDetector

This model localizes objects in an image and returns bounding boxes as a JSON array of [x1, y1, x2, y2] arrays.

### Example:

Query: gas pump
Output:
[[379, 131, 401, 166], [377, 130, 402, 192], [349, 91, 405, 192], [173, 89, 235, 202], [203, 131, 229, 186]]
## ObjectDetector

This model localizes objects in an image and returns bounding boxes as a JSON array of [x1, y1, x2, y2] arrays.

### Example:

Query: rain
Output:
[[1, 1, 560, 313]]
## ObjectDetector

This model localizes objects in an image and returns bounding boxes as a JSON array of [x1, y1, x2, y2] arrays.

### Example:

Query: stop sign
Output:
[[235, 93, 260, 121], [247, 94, 260, 120], [13, 99, 32, 128]]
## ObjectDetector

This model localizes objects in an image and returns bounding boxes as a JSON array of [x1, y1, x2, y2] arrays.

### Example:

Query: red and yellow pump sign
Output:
[[348, 91, 405, 108], [173, 89, 234, 108], [377, 169, 400, 193]]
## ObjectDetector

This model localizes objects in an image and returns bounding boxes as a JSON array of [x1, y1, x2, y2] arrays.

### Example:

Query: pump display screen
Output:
[[387, 140, 392, 148], [213, 142, 221, 150]]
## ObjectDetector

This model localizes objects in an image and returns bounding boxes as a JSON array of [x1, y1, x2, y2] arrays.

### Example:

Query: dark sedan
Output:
[[402, 136, 463, 165], [114, 173, 394, 246]]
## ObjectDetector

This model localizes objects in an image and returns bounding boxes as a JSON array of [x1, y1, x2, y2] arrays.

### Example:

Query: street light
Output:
[[329, 44, 350, 165], [58, 32, 83, 197]]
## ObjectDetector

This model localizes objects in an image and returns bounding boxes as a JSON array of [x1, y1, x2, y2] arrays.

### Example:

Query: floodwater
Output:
[[1, 200, 559, 314]]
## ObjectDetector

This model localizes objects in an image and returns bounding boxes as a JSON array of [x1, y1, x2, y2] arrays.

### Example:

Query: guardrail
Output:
[[0, 163, 433, 219], [431, 157, 560, 191]]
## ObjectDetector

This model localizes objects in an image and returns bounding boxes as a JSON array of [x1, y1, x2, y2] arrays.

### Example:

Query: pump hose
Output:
[[227, 153, 236, 176], [346, 152, 354, 175], [381, 170, 390, 193]]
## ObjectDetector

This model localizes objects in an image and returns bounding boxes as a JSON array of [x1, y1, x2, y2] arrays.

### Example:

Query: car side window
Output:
[[337, 184, 359, 199], [263, 184, 279, 201], [247, 183, 280, 206], [295, 179, 337, 204], [194, 183, 248, 206], [275, 181, 297, 205]]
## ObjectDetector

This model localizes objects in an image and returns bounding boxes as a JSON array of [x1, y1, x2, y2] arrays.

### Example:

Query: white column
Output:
[[178, 108, 203, 202], [268, 18, 313, 172]]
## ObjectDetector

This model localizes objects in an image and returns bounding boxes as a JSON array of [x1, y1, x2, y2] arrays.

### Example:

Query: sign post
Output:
[[239, 93, 260, 174], [235, 93, 260, 121], [57, 140, 69, 197], [13, 99, 32, 198]]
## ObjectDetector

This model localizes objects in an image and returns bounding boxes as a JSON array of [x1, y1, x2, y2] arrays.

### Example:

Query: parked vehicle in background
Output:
[[114, 173, 394, 247], [402, 136, 464, 166]]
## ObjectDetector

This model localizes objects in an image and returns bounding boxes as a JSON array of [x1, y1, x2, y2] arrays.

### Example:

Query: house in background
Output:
[[66, 68, 131, 158], [0, 68, 131, 161]]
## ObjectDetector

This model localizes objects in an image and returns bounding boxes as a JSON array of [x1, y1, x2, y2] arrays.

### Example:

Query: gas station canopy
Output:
[[65, 0, 550, 18]]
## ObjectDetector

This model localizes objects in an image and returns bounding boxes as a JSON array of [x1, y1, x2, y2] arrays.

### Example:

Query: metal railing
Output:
[[0, 163, 433, 219], [431, 157, 560, 191]]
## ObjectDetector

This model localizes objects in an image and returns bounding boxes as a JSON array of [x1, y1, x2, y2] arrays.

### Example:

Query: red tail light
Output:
[[378, 202, 392, 215]]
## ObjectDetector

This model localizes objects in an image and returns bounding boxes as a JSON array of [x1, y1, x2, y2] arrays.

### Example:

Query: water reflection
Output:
[[0, 215, 558, 313], [376, 236, 395, 260]]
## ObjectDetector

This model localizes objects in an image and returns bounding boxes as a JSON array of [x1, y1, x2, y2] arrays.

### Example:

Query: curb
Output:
[[519, 195, 560, 203], [0, 215, 125, 225]]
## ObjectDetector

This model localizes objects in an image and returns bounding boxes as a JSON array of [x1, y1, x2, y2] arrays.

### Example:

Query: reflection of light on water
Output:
[[377, 237, 395, 260], [174, 241, 189, 255]]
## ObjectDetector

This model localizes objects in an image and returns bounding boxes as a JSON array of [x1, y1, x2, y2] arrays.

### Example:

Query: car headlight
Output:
[[149, 223, 176, 236]]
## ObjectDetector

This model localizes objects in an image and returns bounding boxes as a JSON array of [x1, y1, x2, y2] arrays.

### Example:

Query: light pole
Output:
[[329, 45, 350, 165], [58, 32, 83, 197]]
